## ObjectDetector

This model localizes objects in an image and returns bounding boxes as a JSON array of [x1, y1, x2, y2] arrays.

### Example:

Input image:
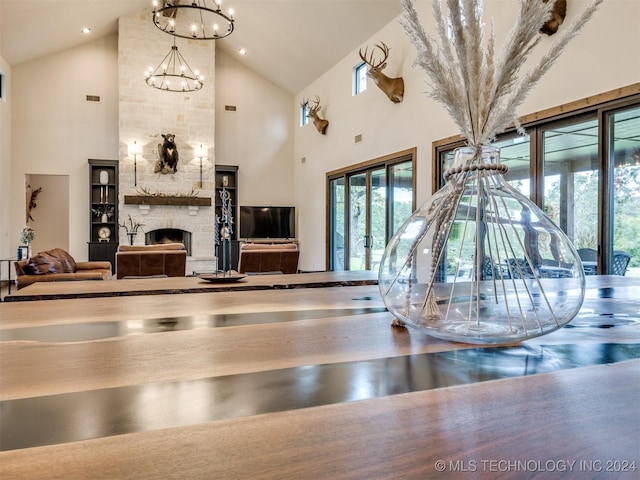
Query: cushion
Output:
[[14, 260, 32, 276], [28, 252, 63, 275], [118, 243, 185, 252], [26, 248, 77, 275], [240, 243, 297, 251], [50, 248, 77, 273]]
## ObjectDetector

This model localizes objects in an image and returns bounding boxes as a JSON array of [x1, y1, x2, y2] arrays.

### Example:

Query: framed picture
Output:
[[17, 245, 29, 260]]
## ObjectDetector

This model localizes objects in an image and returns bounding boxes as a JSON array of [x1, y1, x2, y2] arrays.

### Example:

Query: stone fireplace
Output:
[[118, 8, 217, 274], [123, 202, 216, 273]]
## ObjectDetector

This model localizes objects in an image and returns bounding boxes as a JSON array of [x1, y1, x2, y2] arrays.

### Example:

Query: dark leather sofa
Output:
[[115, 243, 187, 279], [237, 242, 299, 274]]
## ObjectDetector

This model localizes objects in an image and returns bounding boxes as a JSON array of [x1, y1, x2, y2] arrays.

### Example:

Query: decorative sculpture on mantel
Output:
[[301, 96, 329, 135], [155, 133, 179, 174], [358, 42, 405, 103]]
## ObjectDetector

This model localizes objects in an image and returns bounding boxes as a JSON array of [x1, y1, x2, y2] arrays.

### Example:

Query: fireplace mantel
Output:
[[124, 195, 212, 207]]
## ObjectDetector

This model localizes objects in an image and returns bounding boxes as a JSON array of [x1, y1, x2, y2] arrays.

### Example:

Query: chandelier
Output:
[[145, 39, 204, 92], [152, 1, 235, 40]]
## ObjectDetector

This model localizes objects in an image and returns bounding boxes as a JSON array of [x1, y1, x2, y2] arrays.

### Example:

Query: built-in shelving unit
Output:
[[88, 159, 119, 271]]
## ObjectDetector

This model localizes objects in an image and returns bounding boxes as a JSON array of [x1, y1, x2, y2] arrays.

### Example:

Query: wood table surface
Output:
[[3, 270, 378, 301], [0, 275, 638, 479]]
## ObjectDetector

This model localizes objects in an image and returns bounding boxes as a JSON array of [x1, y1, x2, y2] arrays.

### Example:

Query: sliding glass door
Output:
[[348, 171, 369, 270], [541, 116, 599, 252], [608, 106, 640, 276], [434, 94, 640, 277], [328, 151, 415, 271]]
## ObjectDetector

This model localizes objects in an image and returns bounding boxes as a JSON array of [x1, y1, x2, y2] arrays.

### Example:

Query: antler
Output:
[[309, 95, 322, 114], [359, 42, 390, 69]]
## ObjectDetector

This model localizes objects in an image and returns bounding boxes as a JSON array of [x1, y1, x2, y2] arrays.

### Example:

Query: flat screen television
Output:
[[239, 206, 295, 240]]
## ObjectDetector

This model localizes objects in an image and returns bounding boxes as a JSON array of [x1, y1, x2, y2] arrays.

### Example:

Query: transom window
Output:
[[353, 62, 368, 96], [300, 102, 309, 127]]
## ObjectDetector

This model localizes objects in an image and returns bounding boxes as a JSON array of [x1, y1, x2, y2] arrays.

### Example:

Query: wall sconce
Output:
[[128, 141, 142, 186], [194, 144, 208, 188]]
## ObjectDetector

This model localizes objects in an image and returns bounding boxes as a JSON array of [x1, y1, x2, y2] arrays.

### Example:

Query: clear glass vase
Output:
[[378, 145, 585, 344]]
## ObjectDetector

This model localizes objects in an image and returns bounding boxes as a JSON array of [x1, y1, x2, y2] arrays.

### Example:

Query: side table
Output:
[[1, 258, 17, 296]]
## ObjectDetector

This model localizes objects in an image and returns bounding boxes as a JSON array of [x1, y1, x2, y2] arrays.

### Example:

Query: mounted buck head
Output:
[[301, 96, 329, 135], [540, 0, 567, 35], [359, 42, 404, 103]]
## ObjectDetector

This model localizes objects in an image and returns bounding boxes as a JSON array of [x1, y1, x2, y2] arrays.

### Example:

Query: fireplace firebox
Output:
[[145, 229, 192, 256]]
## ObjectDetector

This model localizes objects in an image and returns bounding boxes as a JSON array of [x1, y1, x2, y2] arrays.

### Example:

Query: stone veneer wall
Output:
[[118, 8, 217, 273]]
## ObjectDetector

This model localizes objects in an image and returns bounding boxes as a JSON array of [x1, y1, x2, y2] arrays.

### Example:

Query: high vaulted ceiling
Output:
[[0, 0, 402, 95]]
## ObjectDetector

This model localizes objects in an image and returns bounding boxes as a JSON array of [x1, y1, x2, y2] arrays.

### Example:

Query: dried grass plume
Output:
[[401, 0, 603, 146]]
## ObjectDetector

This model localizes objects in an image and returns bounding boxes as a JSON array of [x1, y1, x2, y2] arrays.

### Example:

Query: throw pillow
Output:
[[27, 251, 63, 275], [50, 248, 77, 273]]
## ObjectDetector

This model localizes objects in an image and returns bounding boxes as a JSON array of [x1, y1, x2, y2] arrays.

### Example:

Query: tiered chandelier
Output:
[[147, 1, 235, 92], [145, 39, 205, 92], [152, 0, 235, 40]]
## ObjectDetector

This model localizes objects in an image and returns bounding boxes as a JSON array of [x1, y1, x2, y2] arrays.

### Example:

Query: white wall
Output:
[[10, 35, 119, 261], [0, 54, 11, 259], [215, 49, 294, 208], [293, 0, 640, 271], [24, 174, 70, 253]]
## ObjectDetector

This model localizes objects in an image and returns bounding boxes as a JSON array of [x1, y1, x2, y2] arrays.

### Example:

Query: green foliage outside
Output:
[[545, 166, 640, 269]]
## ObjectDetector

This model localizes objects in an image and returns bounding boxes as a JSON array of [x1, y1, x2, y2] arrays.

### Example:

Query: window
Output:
[[353, 62, 368, 95], [0, 72, 5, 101], [300, 102, 309, 126], [434, 87, 640, 277]]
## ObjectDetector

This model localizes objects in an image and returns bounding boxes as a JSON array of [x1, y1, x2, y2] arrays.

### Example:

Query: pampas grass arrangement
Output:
[[378, 0, 603, 343], [400, 0, 603, 146]]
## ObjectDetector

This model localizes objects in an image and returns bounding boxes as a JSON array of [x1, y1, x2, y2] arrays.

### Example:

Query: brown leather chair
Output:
[[237, 243, 299, 275], [116, 243, 187, 279]]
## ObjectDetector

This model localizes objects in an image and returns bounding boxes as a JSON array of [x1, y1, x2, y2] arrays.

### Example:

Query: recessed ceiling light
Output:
[[238, 48, 247, 55], [82, 27, 92, 34]]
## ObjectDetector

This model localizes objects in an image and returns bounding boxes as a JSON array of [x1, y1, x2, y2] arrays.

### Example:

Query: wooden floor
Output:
[[1, 275, 639, 479]]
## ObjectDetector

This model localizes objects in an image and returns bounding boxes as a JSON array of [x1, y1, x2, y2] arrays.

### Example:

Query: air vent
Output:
[[225, 105, 237, 111], [86, 95, 100, 102], [355, 134, 363, 143]]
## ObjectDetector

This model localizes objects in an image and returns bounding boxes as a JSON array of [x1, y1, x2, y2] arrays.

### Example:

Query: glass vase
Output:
[[378, 145, 585, 344]]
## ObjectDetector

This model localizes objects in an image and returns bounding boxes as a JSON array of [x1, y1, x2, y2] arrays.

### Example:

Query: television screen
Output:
[[239, 206, 295, 239]]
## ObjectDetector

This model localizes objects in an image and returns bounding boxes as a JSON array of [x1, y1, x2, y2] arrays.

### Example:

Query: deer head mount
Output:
[[540, 0, 567, 35], [359, 42, 405, 103], [302, 96, 329, 135]]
